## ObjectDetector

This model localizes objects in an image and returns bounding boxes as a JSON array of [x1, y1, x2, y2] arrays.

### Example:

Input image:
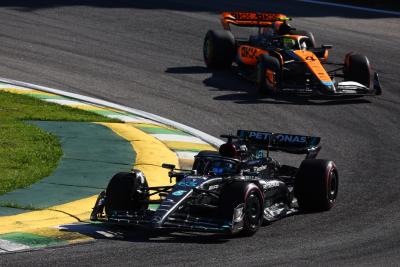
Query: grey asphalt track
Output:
[[0, 0, 399, 266]]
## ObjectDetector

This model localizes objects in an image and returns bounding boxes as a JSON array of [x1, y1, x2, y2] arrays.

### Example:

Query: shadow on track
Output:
[[59, 222, 232, 244], [0, 0, 398, 18], [57, 210, 305, 245], [166, 66, 372, 106]]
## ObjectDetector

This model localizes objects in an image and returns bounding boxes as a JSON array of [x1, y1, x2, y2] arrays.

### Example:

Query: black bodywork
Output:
[[91, 130, 337, 235]]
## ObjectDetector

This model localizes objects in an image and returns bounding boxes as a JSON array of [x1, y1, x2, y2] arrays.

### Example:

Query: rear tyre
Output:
[[344, 54, 371, 88], [203, 30, 235, 69], [104, 170, 149, 217], [289, 30, 316, 48], [256, 54, 281, 95], [294, 159, 338, 212]]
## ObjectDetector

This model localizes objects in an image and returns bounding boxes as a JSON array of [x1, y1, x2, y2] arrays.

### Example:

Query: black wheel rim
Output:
[[328, 171, 338, 202], [246, 193, 261, 227]]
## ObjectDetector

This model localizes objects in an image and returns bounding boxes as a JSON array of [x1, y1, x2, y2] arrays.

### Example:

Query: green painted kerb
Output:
[[135, 125, 188, 135], [0, 121, 135, 215], [0, 232, 66, 248], [24, 93, 67, 100]]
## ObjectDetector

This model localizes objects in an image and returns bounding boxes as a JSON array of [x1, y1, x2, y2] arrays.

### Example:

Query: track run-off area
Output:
[[0, 81, 216, 252], [0, 0, 399, 266]]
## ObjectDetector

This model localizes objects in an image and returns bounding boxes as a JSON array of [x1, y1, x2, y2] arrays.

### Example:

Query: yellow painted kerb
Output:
[[98, 122, 179, 188]]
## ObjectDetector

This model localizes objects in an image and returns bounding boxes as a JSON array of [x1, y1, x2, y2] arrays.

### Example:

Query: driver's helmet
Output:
[[282, 37, 296, 50], [193, 157, 238, 176], [277, 21, 293, 35]]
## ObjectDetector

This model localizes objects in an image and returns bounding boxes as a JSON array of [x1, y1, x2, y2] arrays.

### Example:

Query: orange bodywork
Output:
[[221, 12, 289, 30], [237, 45, 268, 66], [293, 50, 332, 84]]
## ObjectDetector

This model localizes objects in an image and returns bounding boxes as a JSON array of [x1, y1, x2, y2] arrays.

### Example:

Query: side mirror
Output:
[[321, 44, 333, 49], [162, 163, 175, 170]]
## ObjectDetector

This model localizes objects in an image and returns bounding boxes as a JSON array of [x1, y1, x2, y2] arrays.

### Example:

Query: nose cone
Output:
[[321, 81, 336, 93]]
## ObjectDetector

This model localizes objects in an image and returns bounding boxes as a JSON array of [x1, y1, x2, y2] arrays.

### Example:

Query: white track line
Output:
[[44, 99, 88, 105], [0, 239, 30, 252], [0, 77, 224, 146], [106, 114, 162, 124], [151, 134, 207, 144], [298, 0, 400, 16]]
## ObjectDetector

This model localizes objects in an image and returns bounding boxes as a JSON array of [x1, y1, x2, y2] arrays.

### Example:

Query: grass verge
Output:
[[0, 91, 117, 196]]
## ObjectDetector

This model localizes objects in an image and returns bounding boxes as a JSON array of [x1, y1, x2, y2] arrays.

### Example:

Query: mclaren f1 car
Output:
[[91, 130, 339, 236], [203, 12, 382, 96]]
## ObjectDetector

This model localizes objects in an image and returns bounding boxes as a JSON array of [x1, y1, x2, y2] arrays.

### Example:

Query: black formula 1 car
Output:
[[203, 12, 382, 96], [91, 130, 339, 236]]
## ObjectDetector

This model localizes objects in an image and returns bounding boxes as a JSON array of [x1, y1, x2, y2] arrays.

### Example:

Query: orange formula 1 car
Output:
[[203, 12, 382, 96]]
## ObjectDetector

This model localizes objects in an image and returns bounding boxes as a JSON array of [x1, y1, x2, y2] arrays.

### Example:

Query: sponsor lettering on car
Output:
[[263, 181, 280, 189], [172, 190, 187, 196], [275, 134, 307, 143]]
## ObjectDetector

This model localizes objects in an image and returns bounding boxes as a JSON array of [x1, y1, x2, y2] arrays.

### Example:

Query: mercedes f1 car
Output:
[[91, 130, 339, 236], [203, 12, 382, 96]]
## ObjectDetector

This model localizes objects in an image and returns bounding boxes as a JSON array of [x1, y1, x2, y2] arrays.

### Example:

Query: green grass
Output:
[[0, 91, 117, 196]]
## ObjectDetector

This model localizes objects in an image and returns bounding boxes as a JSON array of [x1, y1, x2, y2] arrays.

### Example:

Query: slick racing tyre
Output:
[[294, 159, 338, 212], [344, 54, 371, 88], [104, 170, 149, 217], [242, 189, 263, 236], [289, 30, 316, 48], [90, 191, 106, 221], [219, 182, 263, 236], [203, 30, 235, 69], [256, 54, 281, 95]]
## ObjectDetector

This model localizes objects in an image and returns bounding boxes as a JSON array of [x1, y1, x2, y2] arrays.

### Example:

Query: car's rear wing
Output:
[[236, 130, 321, 158], [221, 12, 290, 30]]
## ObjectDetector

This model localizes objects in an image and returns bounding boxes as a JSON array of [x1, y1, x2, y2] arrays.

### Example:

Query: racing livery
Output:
[[203, 12, 382, 96], [91, 130, 339, 236]]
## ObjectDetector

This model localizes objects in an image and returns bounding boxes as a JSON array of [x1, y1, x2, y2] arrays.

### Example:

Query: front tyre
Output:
[[104, 170, 149, 217], [219, 182, 263, 236], [241, 189, 263, 236], [344, 54, 371, 88], [294, 159, 339, 212], [203, 30, 235, 69]]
